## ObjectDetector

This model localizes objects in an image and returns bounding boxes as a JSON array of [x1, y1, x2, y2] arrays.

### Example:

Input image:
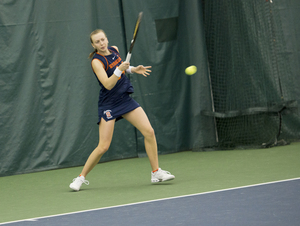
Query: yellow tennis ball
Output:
[[185, 65, 197, 75]]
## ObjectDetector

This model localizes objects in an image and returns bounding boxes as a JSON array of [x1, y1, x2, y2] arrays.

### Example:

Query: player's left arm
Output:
[[131, 65, 152, 77], [112, 45, 151, 77]]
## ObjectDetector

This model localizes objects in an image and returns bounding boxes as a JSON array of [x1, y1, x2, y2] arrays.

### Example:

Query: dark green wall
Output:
[[0, 0, 299, 177], [0, 0, 216, 176]]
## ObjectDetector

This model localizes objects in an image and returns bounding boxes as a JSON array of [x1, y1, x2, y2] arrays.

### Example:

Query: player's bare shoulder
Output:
[[111, 46, 119, 52]]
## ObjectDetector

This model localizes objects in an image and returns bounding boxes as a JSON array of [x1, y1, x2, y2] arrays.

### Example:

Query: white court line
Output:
[[1, 177, 299, 225]]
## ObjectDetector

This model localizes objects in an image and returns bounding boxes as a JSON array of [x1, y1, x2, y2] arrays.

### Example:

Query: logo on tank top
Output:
[[104, 110, 113, 119], [109, 57, 122, 69]]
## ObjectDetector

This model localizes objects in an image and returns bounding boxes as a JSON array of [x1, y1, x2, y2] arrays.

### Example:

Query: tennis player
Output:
[[69, 29, 175, 191]]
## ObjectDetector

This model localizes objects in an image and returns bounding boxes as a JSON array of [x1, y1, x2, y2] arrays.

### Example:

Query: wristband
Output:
[[126, 66, 133, 74], [114, 68, 122, 77]]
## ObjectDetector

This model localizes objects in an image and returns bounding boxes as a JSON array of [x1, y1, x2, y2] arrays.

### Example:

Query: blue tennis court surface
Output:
[[2, 178, 300, 226]]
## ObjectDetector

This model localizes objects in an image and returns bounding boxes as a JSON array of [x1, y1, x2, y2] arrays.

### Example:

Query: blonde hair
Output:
[[88, 29, 107, 59]]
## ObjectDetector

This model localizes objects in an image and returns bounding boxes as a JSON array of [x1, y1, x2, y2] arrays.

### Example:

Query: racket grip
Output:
[[125, 53, 132, 63]]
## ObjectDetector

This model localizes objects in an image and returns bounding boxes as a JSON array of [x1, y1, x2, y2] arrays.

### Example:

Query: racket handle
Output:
[[125, 53, 132, 63]]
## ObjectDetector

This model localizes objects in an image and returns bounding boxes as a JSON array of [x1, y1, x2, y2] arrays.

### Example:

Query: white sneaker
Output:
[[69, 176, 89, 191], [151, 168, 175, 183]]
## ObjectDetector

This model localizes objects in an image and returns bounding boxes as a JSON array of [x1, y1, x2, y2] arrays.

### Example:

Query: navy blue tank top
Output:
[[92, 47, 134, 106]]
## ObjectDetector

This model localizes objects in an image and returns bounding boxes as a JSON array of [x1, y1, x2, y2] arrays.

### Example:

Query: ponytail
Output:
[[88, 49, 97, 59]]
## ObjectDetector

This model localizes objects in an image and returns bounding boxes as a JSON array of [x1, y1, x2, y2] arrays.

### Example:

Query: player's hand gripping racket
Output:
[[125, 12, 143, 63]]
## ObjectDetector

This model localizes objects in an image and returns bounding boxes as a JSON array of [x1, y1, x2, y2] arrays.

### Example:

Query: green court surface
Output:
[[1, 142, 300, 223]]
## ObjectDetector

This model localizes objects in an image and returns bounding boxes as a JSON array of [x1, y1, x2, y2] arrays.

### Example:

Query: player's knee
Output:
[[95, 143, 110, 156], [143, 126, 155, 139]]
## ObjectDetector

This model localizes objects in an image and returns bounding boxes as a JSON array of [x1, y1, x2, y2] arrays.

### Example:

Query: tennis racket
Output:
[[125, 12, 143, 63]]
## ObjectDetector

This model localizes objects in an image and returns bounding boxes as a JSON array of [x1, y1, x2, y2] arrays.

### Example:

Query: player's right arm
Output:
[[92, 59, 129, 90]]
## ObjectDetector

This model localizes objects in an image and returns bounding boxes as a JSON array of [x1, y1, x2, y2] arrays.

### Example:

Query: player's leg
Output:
[[123, 107, 175, 182], [122, 107, 159, 171], [80, 118, 116, 177], [70, 118, 115, 191]]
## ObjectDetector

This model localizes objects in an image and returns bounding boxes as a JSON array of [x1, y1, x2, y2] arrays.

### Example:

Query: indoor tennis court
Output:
[[1, 0, 299, 225], [2, 179, 300, 225], [1, 143, 300, 225]]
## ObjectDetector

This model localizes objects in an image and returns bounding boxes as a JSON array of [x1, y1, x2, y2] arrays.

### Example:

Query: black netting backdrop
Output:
[[202, 0, 299, 148]]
